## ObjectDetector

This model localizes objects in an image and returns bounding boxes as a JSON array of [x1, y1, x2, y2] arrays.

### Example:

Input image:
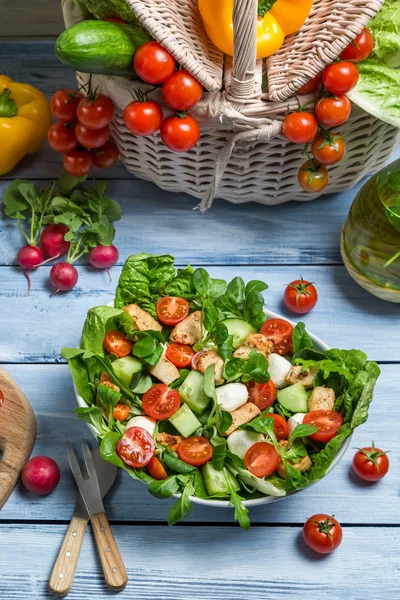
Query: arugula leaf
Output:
[[167, 476, 195, 525], [226, 477, 250, 530], [292, 322, 314, 354], [204, 365, 233, 435]]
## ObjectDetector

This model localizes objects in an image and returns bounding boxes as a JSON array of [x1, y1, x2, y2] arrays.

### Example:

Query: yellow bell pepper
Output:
[[0, 75, 52, 176], [198, 0, 314, 59]]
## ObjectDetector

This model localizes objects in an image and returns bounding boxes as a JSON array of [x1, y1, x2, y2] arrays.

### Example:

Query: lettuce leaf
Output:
[[81, 305, 126, 355], [368, 0, 400, 68]]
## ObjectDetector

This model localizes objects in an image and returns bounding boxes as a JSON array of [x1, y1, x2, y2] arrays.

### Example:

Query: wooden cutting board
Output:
[[0, 367, 37, 509]]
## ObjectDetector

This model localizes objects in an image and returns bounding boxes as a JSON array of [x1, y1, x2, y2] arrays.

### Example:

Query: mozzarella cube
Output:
[[216, 383, 249, 412], [267, 353, 292, 388], [126, 416, 156, 437], [287, 413, 305, 437]]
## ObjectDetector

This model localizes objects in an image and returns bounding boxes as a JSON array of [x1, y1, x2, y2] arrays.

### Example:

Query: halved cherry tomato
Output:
[[340, 28, 374, 63], [247, 381, 276, 410], [156, 296, 189, 326], [116, 426, 155, 468], [303, 514, 342, 554], [263, 413, 288, 441], [322, 61, 359, 96], [352, 443, 389, 482], [261, 318, 293, 355], [244, 442, 280, 478], [113, 403, 130, 422], [166, 343, 194, 368], [147, 456, 168, 480], [177, 436, 213, 466], [303, 410, 343, 443], [191, 350, 206, 370], [104, 330, 133, 358], [142, 383, 181, 420], [297, 74, 321, 95]]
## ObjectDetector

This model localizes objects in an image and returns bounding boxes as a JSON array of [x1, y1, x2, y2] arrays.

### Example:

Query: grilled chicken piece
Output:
[[285, 365, 318, 389], [233, 333, 274, 360], [123, 303, 162, 332], [196, 350, 225, 385], [223, 403, 261, 437], [99, 372, 120, 393], [308, 386, 335, 412], [149, 356, 179, 386], [156, 433, 184, 453], [170, 311, 202, 345], [277, 440, 312, 479]]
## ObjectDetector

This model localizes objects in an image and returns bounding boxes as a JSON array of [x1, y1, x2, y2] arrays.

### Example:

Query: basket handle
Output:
[[231, 0, 258, 100]]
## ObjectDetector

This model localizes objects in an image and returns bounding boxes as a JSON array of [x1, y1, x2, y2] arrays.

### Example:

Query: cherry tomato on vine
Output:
[[134, 41, 176, 84], [262, 413, 288, 441], [142, 384, 181, 420], [162, 70, 203, 111], [75, 122, 110, 149], [315, 96, 351, 127], [284, 277, 318, 314], [298, 160, 329, 193], [340, 28, 374, 63], [50, 89, 82, 122], [147, 456, 168, 480], [161, 115, 200, 153], [303, 514, 343, 554], [297, 74, 321, 95], [244, 442, 280, 478], [178, 436, 213, 466], [303, 410, 343, 443], [63, 149, 93, 177], [156, 296, 190, 326], [352, 442, 390, 481], [311, 133, 346, 166], [77, 94, 114, 129], [165, 343, 194, 368], [93, 140, 119, 168], [261, 318, 293, 356], [124, 100, 163, 136], [104, 330, 133, 357], [247, 381, 276, 410], [282, 112, 318, 144], [47, 121, 78, 153], [117, 426, 155, 468], [322, 61, 359, 96], [106, 16, 127, 23]]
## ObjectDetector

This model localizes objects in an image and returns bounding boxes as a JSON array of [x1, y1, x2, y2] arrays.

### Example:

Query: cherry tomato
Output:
[[284, 277, 318, 314], [47, 121, 78, 153], [162, 70, 203, 111], [311, 133, 346, 166], [161, 115, 200, 153], [156, 296, 189, 326], [244, 442, 280, 478], [261, 318, 293, 356], [63, 149, 93, 177], [50, 89, 82, 122], [123, 100, 163, 136], [93, 140, 119, 168], [106, 16, 127, 23], [142, 383, 181, 420], [282, 112, 318, 144], [352, 442, 389, 481], [77, 94, 114, 129], [134, 41, 176, 84], [303, 410, 343, 443], [298, 160, 329, 193], [104, 330, 133, 357], [177, 436, 213, 466], [340, 28, 374, 63], [113, 403, 130, 422], [166, 343, 195, 368], [247, 381, 276, 410], [191, 350, 207, 370], [315, 95, 351, 127], [322, 61, 359, 96], [303, 514, 342, 554], [147, 456, 168, 480], [297, 74, 321, 95], [117, 426, 155, 468], [75, 122, 110, 149], [263, 413, 288, 441]]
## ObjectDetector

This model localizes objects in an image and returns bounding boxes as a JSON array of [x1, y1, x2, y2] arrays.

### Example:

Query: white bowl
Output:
[[74, 308, 351, 508]]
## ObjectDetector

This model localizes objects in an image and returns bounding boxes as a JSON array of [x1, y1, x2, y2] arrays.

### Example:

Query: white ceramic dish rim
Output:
[[74, 307, 352, 508]]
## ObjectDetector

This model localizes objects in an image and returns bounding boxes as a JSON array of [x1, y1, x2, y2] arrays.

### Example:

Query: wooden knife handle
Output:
[[48, 516, 87, 597], [91, 512, 128, 591]]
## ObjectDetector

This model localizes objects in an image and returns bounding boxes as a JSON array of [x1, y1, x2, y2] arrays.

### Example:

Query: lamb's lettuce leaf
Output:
[[292, 322, 314, 354]]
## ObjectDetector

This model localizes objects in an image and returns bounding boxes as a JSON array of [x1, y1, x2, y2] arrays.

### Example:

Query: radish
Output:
[[40, 224, 70, 258], [50, 262, 79, 294], [21, 456, 60, 495], [88, 244, 119, 281], [17, 245, 44, 293]]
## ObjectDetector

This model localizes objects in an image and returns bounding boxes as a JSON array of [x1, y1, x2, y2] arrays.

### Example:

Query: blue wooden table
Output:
[[1, 40, 400, 600]]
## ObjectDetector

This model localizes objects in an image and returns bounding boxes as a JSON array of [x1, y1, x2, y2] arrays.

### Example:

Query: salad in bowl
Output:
[[63, 253, 380, 529]]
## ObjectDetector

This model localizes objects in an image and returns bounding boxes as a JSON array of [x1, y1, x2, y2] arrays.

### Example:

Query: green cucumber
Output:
[[169, 404, 201, 437], [221, 319, 256, 349], [55, 21, 151, 76], [112, 356, 142, 387], [179, 371, 211, 415], [201, 463, 240, 496], [276, 383, 309, 413]]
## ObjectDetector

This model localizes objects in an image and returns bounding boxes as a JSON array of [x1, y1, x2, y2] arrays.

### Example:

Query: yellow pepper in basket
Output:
[[0, 75, 52, 176], [198, 0, 314, 59]]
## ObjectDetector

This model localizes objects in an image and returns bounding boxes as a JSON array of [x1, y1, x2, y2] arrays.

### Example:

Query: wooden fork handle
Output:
[[48, 516, 87, 597], [91, 512, 128, 591]]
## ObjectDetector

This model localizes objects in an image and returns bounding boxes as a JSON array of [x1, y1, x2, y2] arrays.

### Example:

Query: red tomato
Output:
[[191, 351, 207, 370], [261, 318, 293, 356], [113, 403, 130, 422], [340, 28, 374, 63], [162, 70, 203, 111], [303, 410, 343, 443], [93, 140, 119, 168], [166, 343, 194, 368], [303, 514, 342, 554], [262, 413, 288, 441], [47, 121, 78, 153], [244, 442, 280, 478], [0, 389, 4, 408], [104, 330, 133, 358], [75, 122, 110, 149], [77, 94, 114, 129], [147, 456, 168, 480], [284, 277, 318, 314], [117, 426, 155, 468], [177, 436, 213, 466], [142, 384, 181, 420], [105, 16, 127, 23], [123, 100, 163, 136], [50, 89, 82, 122], [297, 74, 321, 95], [63, 149, 93, 177], [282, 112, 318, 144], [298, 160, 329, 193], [352, 443, 389, 482], [315, 95, 351, 127], [311, 133, 346, 166], [322, 61, 359, 96], [247, 381, 276, 410], [160, 115, 200, 153], [156, 296, 189, 326], [134, 41, 176, 84]]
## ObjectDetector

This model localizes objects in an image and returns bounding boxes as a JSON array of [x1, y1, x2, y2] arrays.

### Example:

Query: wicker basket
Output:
[[62, 0, 399, 210]]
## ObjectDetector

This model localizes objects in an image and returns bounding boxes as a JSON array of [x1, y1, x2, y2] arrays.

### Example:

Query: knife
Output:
[[48, 446, 119, 596]]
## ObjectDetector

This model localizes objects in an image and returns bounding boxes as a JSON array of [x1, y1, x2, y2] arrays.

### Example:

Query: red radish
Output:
[[17, 245, 44, 293], [21, 456, 60, 495], [40, 224, 70, 258], [50, 262, 79, 294], [88, 244, 119, 281]]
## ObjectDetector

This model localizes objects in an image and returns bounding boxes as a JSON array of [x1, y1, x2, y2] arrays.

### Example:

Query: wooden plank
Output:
[[1, 363, 398, 524], [0, 4, 64, 39]]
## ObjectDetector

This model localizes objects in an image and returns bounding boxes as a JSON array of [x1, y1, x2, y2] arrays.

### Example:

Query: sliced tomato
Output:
[[113, 403, 130, 422], [147, 456, 168, 480], [247, 381, 276, 410], [116, 426, 155, 468], [263, 413, 288, 441], [244, 442, 280, 478], [303, 410, 343, 443], [177, 436, 213, 466], [156, 296, 189, 326], [261, 318, 293, 355], [104, 330, 133, 357], [142, 383, 181, 420], [191, 350, 206, 370], [166, 343, 194, 368]]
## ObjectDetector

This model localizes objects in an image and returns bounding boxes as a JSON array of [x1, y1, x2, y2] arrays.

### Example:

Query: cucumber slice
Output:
[[112, 356, 142, 387], [236, 468, 286, 497], [277, 383, 309, 413], [221, 319, 256, 349], [179, 371, 211, 414], [169, 404, 201, 437], [201, 463, 240, 496]]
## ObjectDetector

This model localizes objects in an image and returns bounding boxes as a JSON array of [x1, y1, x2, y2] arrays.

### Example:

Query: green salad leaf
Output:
[[292, 322, 314, 354], [82, 306, 126, 355]]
